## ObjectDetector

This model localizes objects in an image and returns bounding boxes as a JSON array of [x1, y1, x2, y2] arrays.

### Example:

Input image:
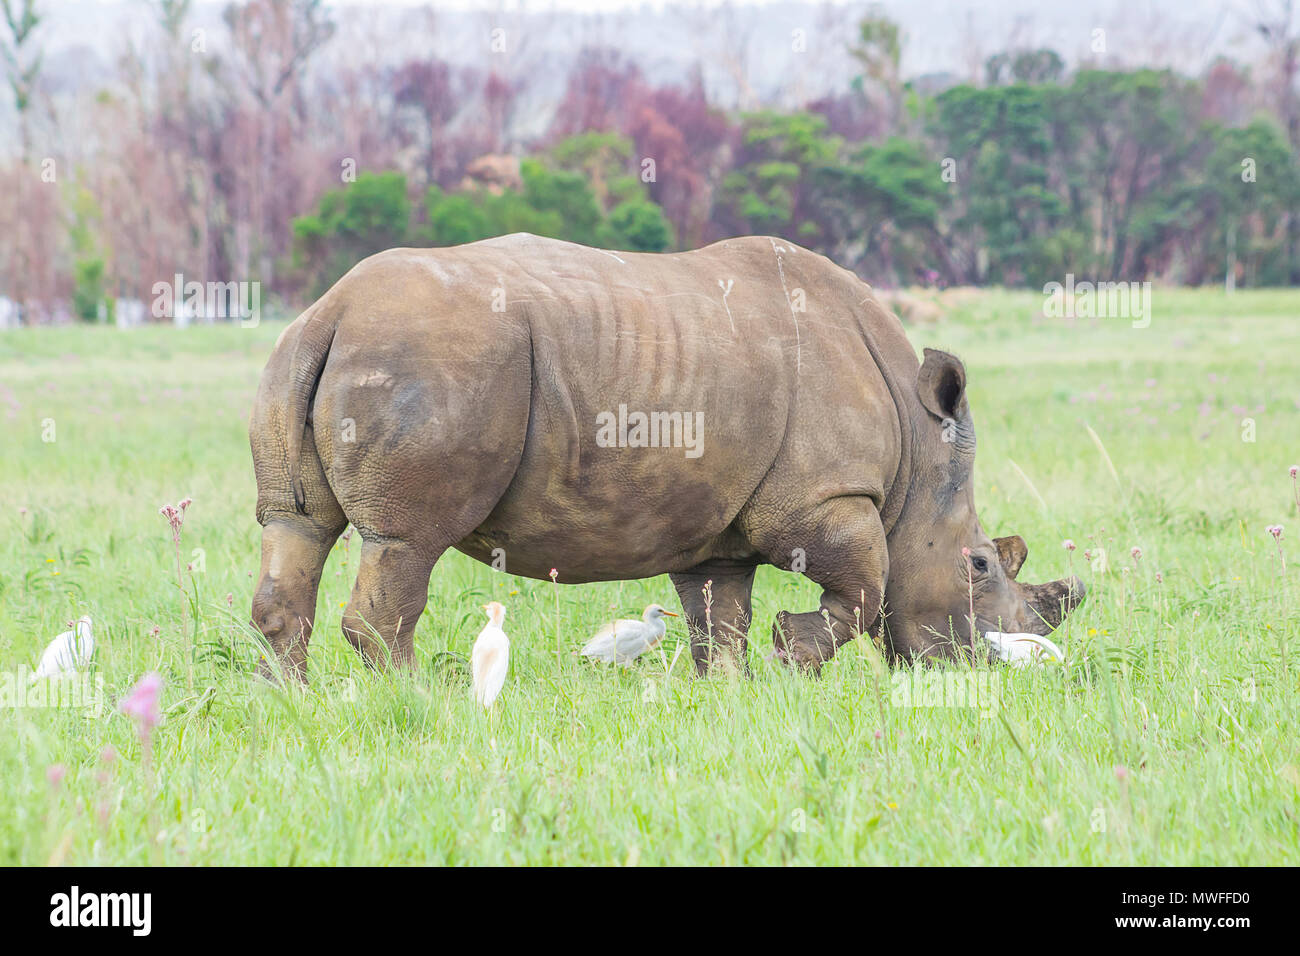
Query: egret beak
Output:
[[662, 610, 679, 617]]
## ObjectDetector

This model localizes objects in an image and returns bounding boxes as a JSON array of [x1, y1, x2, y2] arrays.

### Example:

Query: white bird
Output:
[[471, 601, 509, 708], [581, 603, 679, 665], [31, 615, 95, 682], [984, 631, 1064, 668]]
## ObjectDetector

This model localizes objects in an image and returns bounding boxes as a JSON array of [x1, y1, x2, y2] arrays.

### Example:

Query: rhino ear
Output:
[[993, 535, 1028, 580], [917, 348, 968, 422]]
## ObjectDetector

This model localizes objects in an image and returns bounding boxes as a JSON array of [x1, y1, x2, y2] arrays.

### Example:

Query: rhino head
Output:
[[879, 348, 1085, 661]]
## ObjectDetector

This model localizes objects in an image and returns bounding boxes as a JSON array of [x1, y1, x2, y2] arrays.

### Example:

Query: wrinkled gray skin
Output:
[[250, 233, 1084, 680]]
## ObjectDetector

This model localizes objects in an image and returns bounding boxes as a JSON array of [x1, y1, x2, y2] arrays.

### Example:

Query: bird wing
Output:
[[76, 617, 94, 663], [32, 640, 62, 680], [483, 648, 508, 706], [613, 628, 658, 664], [474, 648, 501, 704], [472, 638, 509, 706], [581, 620, 633, 661], [33, 625, 88, 680], [472, 628, 506, 666]]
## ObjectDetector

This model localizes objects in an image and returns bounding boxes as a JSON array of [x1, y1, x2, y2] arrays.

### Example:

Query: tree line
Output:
[[2, 1, 1298, 323]]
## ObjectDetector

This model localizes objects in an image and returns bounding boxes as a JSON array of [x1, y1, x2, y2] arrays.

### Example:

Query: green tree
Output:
[[550, 131, 641, 210], [809, 136, 949, 282], [1050, 69, 1201, 278], [985, 48, 1064, 86], [72, 257, 104, 322], [848, 11, 903, 131], [603, 199, 674, 251], [545, 135, 673, 249], [720, 111, 840, 240], [422, 143, 673, 253], [292, 170, 411, 297], [0, 0, 43, 161], [1157, 119, 1300, 287], [928, 83, 1067, 284], [423, 189, 493, 246], [515, 158, 604, 244], [66, 186, 107, 322], [422, 162, 591, 247]]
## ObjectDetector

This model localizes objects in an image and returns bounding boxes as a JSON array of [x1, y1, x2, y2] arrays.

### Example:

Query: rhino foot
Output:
[[771, 610, 854, 674]]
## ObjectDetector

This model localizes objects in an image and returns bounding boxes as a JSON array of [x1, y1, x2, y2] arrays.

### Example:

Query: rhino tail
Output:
[[284, 301, 341, 514]]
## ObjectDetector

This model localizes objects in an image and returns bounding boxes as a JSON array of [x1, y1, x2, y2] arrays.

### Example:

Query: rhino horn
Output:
[[1021, 576, 1087, 632]]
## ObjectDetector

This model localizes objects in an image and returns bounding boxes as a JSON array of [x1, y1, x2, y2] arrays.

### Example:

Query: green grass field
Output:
[[2, 287, 1297, 865]]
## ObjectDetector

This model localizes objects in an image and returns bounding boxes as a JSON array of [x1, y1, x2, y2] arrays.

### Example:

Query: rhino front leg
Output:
[[670, 560, 758, 676], [764, 497, 888, 674]]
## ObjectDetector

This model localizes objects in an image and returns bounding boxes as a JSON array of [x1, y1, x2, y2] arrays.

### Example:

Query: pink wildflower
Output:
[[119, 672, 164, 735]]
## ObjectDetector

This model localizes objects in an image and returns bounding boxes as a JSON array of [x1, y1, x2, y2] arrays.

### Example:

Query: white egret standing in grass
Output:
[[983, 631, 1064, 667], [31, 615, 94, 682], [581, 603, 678, 665], [471, 602, 509, 708]]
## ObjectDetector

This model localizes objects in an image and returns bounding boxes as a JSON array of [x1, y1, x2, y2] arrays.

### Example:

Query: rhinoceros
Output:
[[249, 233, 1084, 679]]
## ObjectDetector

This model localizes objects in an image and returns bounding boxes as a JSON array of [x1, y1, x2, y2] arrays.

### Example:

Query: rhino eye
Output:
[[971, 555, 989, 574]]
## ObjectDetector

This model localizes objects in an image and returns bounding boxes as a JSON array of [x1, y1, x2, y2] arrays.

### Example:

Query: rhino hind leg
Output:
[[251, 415, 348, 684], [763, 497, 888, 674], [251, 513, 348, 684], [670, 560, 758, 676], [340, 538, 437, 670]]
